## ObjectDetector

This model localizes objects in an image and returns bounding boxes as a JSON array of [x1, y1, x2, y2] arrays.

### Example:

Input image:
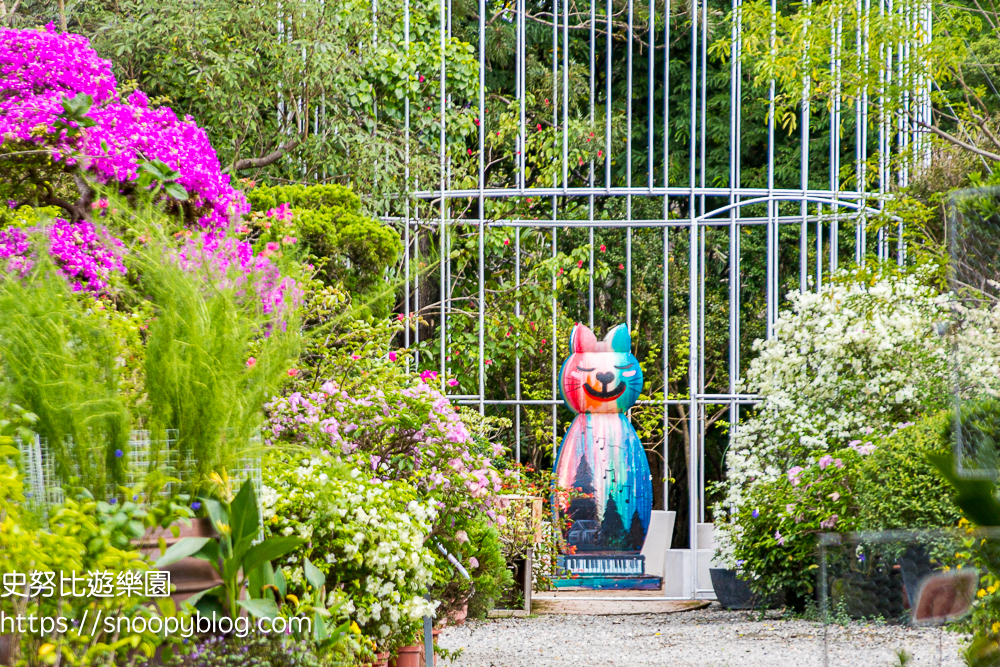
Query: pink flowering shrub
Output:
[[175, 232, 301, 315], [0, 25, 246, 229], [266, 375, 502, 507], [720, 446, 864, 601], [0, 219, 125, 293]]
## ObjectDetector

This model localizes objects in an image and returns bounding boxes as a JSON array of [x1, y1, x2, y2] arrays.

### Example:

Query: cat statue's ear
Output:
[[606, 324, 632, 353], [569, 323, 598, 353]]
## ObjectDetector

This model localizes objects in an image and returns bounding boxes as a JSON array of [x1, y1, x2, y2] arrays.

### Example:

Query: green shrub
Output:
[[432, 519, 513, 620], [244, 184, 360, 213], [856, 411, 961, 531], [720, 448, 861, 602], [244, 183, 401, 317]]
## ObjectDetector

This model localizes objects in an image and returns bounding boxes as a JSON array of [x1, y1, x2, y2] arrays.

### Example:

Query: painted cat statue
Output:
[[554, 323, 652, 553]]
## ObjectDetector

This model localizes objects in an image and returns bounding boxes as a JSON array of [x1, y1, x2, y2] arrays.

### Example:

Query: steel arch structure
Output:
[[390, 0, 930, 598]]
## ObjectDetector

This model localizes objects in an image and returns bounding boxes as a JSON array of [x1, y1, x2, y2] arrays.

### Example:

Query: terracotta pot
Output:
[[134, 517, 222, 605], [376, 651, 390, 667], [445, 603, 468, 626], [389, 645, 422, 667]]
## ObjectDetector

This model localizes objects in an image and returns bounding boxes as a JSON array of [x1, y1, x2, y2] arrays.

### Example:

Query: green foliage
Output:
[[134, 230, 299, 490], [160, 479, 305, 620], [856, 412, 961, 532], [0, 462, 180, 667], [245, 183, 402, 317], [724, 449, 861, 600], [244, 184, 360, 212], [0, 249, 129, 494], [164, 633, 340, 667], [459, 521, 513, 620]]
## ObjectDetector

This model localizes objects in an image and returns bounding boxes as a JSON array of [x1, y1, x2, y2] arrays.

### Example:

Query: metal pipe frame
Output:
[[391, 0, 928, 600]]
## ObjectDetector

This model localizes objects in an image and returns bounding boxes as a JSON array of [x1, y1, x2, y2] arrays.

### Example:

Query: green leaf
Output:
[[181, 584, 223, 610], [304, 558, 325, 592], [164, 182, 188, 200], [275, 566, 287, 598], [230, 480, 260, 551], [155, 537, 211, 568], [312, 611, 329, 641], [241, 537, 306, 577], [237, 598, 279, 619]]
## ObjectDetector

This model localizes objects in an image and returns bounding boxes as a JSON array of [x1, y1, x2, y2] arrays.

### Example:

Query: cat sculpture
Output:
[[554, 323, 652, 553]]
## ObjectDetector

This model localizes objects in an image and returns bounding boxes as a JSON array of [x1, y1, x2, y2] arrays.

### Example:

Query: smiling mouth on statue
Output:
[[582, 382, 626, 401]]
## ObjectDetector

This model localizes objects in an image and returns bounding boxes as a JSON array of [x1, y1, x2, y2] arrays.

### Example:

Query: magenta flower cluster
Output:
[[175, 232, 301, 315], [0, 25, 247, 229], [0, 219, 126, 293]]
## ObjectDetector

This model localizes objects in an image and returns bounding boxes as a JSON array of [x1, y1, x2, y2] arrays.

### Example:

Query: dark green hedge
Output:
[[856, 411, 962, 531]]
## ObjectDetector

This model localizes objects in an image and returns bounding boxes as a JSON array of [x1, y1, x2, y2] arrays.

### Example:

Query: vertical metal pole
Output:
[[662, 0, 672, 510], [830, 15, 841, 276], [626, 0, 634, 331], [766, 0, 776, 336], [688, 0, 700, 597], [439, 0, 448, 389], [515, 0, 524, 463], [404, 0, 411, 364], [477, 0, 486, 414], [588, 0, 596, 330], [516, 227, 522, 463], [605, 0, 612, 188], [800, 0, 811, 294]]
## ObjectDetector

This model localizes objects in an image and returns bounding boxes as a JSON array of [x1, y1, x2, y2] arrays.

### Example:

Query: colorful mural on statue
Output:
[[554, 323, 652, 553]]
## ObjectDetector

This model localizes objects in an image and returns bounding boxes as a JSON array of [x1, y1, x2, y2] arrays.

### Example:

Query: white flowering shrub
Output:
[[718, 270, 1000, 557], [261, 451, 438, 646]]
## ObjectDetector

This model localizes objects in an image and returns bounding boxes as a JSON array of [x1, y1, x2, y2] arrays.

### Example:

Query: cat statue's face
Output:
[[559, 323, 644, 414]]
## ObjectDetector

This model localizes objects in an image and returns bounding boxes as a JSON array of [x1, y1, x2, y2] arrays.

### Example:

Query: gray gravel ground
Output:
[[437, 604, 968, 667]]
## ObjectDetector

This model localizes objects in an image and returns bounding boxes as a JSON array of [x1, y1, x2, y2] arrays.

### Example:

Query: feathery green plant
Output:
[[0, 246, 129, 494], [131, 227, 299, 495]]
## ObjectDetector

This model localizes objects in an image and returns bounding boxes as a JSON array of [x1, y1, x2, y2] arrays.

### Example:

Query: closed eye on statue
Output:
[[622, 370, 637, 378], [576, 366, 595, 372], [614, 363, 634, 369]]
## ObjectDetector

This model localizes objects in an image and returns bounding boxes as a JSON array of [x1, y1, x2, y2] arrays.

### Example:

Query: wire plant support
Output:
[[390, 0, 931, 599]]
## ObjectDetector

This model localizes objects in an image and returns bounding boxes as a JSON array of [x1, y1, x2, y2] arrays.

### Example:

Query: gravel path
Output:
[[437, 604, 967, 667]]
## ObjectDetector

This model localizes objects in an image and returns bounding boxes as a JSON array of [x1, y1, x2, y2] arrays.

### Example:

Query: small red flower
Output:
[[619, 263, 625, 270], [503, 238, 510, 246], [536, 124, 542, 131], [419, 74, 425, 82], [578, 260, 584, 268], [599, 244, 606, 252]]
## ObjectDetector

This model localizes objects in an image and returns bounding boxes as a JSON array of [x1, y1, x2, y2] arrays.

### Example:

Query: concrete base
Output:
[[639, 510, 676, 579], [662, 523, 721, 598]]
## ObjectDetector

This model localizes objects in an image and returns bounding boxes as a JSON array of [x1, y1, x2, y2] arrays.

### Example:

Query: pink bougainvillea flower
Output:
[[246, 357, 257, 368], [818, 454, 833, 470], [469, 557, 480, 570], [388, 351, 398, 362], [455, 530, 469, 544], [447, 378, 459, 387], [350, 354, 361, 361], [287, 368, 299, 377]]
